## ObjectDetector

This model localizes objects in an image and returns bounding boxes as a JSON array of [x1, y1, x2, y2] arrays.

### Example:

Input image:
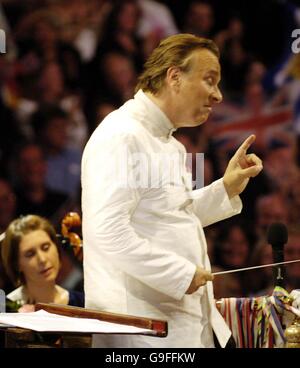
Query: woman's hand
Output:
[[18, 304, 35, 313]]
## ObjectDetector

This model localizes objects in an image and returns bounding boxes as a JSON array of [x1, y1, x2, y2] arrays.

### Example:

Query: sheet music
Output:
[[0, 310, 156, 335]]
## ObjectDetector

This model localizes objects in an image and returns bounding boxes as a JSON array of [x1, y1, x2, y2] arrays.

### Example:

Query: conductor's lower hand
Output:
[[185, 266, 214, 294], [223, 134, 263, 199]]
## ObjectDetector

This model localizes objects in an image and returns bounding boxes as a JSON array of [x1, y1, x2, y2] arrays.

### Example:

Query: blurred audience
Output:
[[0, 0, 299, 299], [284, 226, 300, 292], [246, 239, 274, 296], [31, 106, 82, 198], [263, 136, 299, 197], [212, 219, 255, 296], [0, 178, 16, 234], [215, 16, 249, 99], [93, 0, 146, 72], [137, 0, 178, 57], [213, 220, 253, 271], [212, 265, 242, 299], [288, 174, 300, 227], [183, 1, 215, 38], [97, 51, 137, 107], [12, 143, 70, 227], [254, 192, 289, 240]]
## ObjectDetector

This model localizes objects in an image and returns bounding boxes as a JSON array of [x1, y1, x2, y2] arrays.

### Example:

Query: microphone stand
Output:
[[272, 242, 285, 288]]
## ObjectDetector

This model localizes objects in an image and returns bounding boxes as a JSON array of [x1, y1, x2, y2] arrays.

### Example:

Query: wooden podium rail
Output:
[[35, 303, 168, 337], [0, 304, 168, 348]]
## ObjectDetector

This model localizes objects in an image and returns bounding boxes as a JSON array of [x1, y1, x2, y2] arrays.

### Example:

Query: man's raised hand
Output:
[[223, 135, 263, 199]]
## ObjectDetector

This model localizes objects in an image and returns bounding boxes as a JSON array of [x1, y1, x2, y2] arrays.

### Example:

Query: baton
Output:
[[212, 258, 300, 276]]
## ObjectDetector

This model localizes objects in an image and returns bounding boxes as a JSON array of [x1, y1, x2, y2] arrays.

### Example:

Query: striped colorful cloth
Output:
[[216, 287, 300, 348]]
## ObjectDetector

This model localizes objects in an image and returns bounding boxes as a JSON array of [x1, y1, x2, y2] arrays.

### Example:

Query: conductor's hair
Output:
[[135, 33, 219, 94]]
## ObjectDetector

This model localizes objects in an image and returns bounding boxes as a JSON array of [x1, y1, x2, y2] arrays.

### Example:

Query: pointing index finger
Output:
[[236, 134, 256, 157]]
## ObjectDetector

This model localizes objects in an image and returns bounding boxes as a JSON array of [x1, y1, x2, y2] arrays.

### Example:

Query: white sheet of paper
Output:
[[0, 310, 156, 335]]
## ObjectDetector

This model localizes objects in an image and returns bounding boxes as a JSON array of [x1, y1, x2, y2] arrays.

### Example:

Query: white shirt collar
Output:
[[134, 89, 177, 139], [6, 286, 27, 304]]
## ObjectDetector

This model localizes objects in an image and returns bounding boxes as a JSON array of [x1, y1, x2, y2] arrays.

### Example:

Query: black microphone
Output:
[[267, 222, 288, 288]]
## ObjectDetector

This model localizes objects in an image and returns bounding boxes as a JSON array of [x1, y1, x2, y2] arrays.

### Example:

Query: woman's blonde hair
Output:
[[1, 215, 60, 286], [135, 33, 219, 94]]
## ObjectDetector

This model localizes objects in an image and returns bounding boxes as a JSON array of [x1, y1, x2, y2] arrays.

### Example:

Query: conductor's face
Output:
[[173, 49, 222, 128]]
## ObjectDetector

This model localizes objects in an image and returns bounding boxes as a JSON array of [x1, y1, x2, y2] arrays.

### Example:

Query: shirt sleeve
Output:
[[190, 178, 243, 227], [82, 132, 196, 300]]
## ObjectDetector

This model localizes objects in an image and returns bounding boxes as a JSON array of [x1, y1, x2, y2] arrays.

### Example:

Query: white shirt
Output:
[[81, 90, 242, 347], [7, 285, 68, 306]]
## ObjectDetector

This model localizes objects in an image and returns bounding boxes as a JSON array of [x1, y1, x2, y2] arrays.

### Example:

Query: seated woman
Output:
[[1, 214, 84, 312]]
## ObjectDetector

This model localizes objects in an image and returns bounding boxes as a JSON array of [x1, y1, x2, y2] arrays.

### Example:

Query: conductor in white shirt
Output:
[[81, 33, 263, 348]]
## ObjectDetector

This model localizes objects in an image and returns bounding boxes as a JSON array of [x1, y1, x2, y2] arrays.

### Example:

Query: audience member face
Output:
[[220, 226, 250, 268], [34, 21, 57, 46], [266, 147, 295, 170], [285, 234, 300, 285], [17, 145, 47, 188], [0, 180, 16, 231], [246, 61, 266, 85], [290, 180, 300, 206], [102, 52, 136, 98], [45, 117, 69, 152], [186, 3, 214, 36], [261, 243, 273, 264], [18, 229, 60, 286], [228, 18, 244, 38], [96, 102, 115, 123], [256, 196, 288, 234], [38, 62, 65, 101], [213, 272, 242, 299], [243, 82, 265, 114], [246, 241, 273, 294], [260, 242, 273, 279], [117, 1, 140, 33]]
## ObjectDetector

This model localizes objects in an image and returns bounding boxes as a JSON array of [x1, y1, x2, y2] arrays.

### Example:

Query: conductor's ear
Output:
[[166, 66, 181, 90]]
